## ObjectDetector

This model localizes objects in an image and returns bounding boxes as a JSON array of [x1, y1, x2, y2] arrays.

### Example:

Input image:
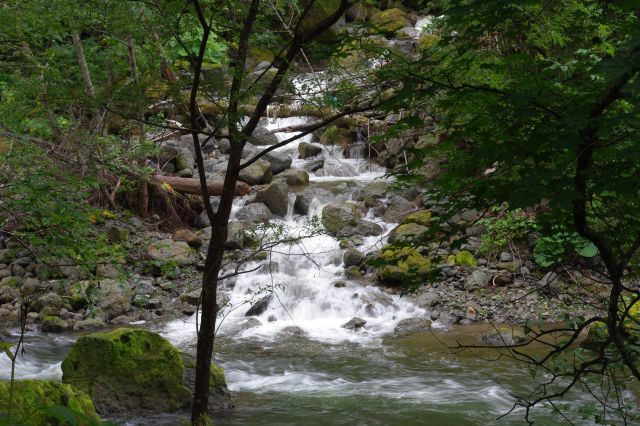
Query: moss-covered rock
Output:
[[182, 353, 234, 412], [0, 380, 100, 425], [61, 328, 191, 414], [319, 125, 352, 145], [371, 8, 410, 34], [455, 251, 477, 268], [402, 210, 432, 227], [418, 33, 440, 50], [378, 246, 432, 284], [388, 223, 428, 243], [322, 202, 362, 235]]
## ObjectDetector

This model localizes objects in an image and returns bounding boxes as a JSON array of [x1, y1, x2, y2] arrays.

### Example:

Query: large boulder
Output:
[[255, 179, 289, 217], [321, 202, 361, 235], [383, 196, 413, 222], [238, 158, 272, 185], [61, 328, 192, 414], [264, 151, 292, 174], [336, 219, 384, 238], [279, 168, 309, 186], [97, 279, 132, 320], [388, 223, 428, 243], [298, 142, 322, 159], [377, 246, 432, 285], [226, 221, 245, 249], [402, 210, 432, 226], [236, 202, 273, 223], [464, 270, 492, 292], [371, 8, 410, 34], [0, 380, 100, 425]]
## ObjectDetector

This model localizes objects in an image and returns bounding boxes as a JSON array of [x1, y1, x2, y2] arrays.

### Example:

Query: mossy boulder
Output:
[[322, 202, 362, 236], [319, 125, 352, 145], [418, 33, 440, 50], [402, 210, 432, 227], [182, 353, 234, 412], [455, 251, 477, 268], [61, 328, 191, 414], [0, 380, 100, 425], [378, 246, 432, 284], [388, 223, 428, 243], [371, 8, 410, 34]]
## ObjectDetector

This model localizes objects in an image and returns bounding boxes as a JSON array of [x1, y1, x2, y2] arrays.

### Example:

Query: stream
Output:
[[1, 117, 602, 425]]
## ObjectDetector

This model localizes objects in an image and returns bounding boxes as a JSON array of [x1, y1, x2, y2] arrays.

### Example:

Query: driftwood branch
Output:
[[152, 175, 250, 196]]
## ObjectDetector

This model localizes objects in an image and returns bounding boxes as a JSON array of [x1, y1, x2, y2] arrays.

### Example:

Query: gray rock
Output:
[[253, 61, 271, 73], [464, 270, 492, 292], [245, 295, 273, 316], [97, 279, 132, 320], [394, 317, 432, 334], [147, 239, 193, 265], [216, 138, 231, 154], [226, 221, 245, 250], [236, 203, 273, 223], [343, 249, 365, 267], [238, 158, 272, 185], [264, 151, 292, 175], [302, 159, 324, 172], [298, 142, 322, 159], [73, 317, 106, 331], [255, 179, 289, 216], [196, 197, 221, 228], [0, 286, 19, 304], [294, 194, 311, 215], [252, 121, 279, 146], [0, 249, 15, 264], [180, 289, 201, 306], [14, 256, 31, 267], [539, 271, 559, 295], [337, 219, 384, 238], [321, 202, 361, 235], [499, 251, 513, 262], [279, 326, 305, 337], [414, 291, 441, 308], [279, 168, 309, 186], [342, 317, 366, 330], [96, 264, 120, 279], [383, 196, 413, 222]]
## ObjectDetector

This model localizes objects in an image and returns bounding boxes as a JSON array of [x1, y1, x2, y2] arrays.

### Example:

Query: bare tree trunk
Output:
[[71, 31, 95, 98], [153, 175, 250, 196]]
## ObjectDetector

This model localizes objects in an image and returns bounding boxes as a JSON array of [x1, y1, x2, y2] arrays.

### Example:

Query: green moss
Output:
[[455, 251, 477, 267], [371, 8, 409, 34], [62, 328, 191, 413], [402, 210, 432, 227], [389, 223, 428, 243], [378, 246, 432, 283], [210, 363, 227, 390], [0, 380, 100, 425], [418, 34, 440, 50]]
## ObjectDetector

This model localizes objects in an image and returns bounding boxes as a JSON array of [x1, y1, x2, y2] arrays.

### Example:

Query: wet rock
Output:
[[62, 328, 192, 414], [343, 317, 366, 330], [344, 266, 363, 279], [377, 246, 431, 284], [245, 294, 273, 316], [321, 202, 361, 235], [302, 159, 324, 172], [181, 352, 233, 412], [173, 229, 203, 248], [464, 270, 492, 292], [279, 168, 309, 186], [41, 315, 70, 332], [226, 221, 245, 249], [195, 197, 221, 228], [294, 193, 311, 215], [236, 202, 273, 223], [263, 151, 292, 175], [252, 121, 279, 146], [333, 280, 347, 288], [401, 210, 432, 226], [343, 249, 365, 267], [394, 317, 432, 334], [238, 159, 272, 185], [337, 219, 384, 237], [480, 327, 527, 346], [73, 317, 106, 331], [279, 326, 305, 337], [255, 179, 289, 217], [298, 142, 322, 158]]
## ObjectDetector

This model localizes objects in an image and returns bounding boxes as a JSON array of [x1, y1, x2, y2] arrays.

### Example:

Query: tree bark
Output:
[[152, 175, 250, 196], [71, 31, 95, 98]]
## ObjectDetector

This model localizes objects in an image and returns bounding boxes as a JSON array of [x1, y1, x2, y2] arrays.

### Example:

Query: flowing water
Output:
[[1, 117, 605, 425]]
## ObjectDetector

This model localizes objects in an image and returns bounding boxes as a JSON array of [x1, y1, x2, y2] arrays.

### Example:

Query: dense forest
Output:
[[1, 0, 639, 425]]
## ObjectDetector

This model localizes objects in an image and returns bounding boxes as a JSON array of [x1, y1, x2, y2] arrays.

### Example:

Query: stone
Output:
[[264, 151, 292, 175], [0, 286, 19, 304], [414, 291, 441, 308], [499, 251, 514, 262], [41, 315, 70, 332], [279, 325, 305, 337], [0, 276, 21, 288], [279, 168, 309, 186], [342, 317, 366, 330], [302, 158, 324, 172], [388, 223, 427, 243], [333, 281, 347, 288], [321, 202, 361, 235], [343, 249, 365, 267], [294, 194, 311, 215], [252, 121, 279, 146], [245, 294, 273, 316], [494, 274, 513, 287], [181, 352, 234, 412], [337, 220, 384, 238], [238, 158, 272, 185], [455, 251, 477, 267], [539, 271, 560, 295], [0, 248, 16, 264], [255, 179, 290, 216], [344, 266, 362, 279], [14, 256, 31, 267], [0, 380, 99, 425], [345, 2, 367, 22], [67, 281, 91, 310], [62, 328, 192, 414], [496, 260, 522, 272], [147, 239, 193, 265], [96, 263, 121, 279], [33, 292, 63, 312], [73, 317, 106, 331], [180, 289, 201, 306], [383, 196, 413, 223], [377, 246, 432, 284], [97, 279, 132, 320], [0, 269, 10, 279], [107, 226, 130, 243], [464, 270, 492, 292], [371, 8, 409, 34], [394, 317, 432, 334], [298, 142, 322, 158], [481, 327, 527, 346], [173, 229, 203, 248], [226, 221, 245, 249], [402, 210, 432, 226], [236, 203, 273, 223], [396, 26, 420, 39]]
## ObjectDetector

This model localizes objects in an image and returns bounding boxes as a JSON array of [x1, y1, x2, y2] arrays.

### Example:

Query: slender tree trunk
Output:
[[71, 31, 95, 98]]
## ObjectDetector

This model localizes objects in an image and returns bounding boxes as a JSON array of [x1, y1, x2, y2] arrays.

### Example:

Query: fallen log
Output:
[[153, 175, 251, 196]]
